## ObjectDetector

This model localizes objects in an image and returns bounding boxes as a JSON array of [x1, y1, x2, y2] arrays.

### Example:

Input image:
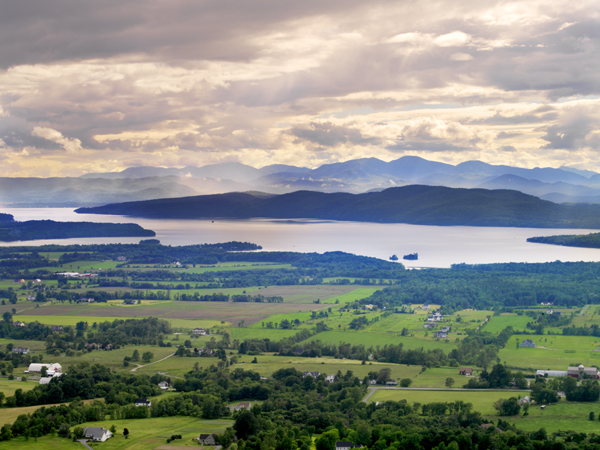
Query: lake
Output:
[[2, 207, 600, 268]]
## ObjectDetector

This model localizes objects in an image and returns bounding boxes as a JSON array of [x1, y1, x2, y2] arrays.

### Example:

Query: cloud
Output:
[[289, 122, 381, 147], [31, 127, 83, 153]]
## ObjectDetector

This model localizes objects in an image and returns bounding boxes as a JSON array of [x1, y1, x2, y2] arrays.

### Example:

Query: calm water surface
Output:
[[2, 208, 600, 268]]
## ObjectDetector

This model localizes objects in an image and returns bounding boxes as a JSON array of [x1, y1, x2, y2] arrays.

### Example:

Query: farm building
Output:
[[83, 427, 112, 442], [567, 366, 599, 379], [192, 328, 207, 335], [325, 375, 336, 383], [536, 370, 568, 377], [433, 331, 447, 338], [459, 368, 473, 376], [386, 380, 398, 386], [227, 402, 251, 411], [27, 363, 62, 374], [158, 381, 169, 390], [13, 321, 25, 328], [520, 339, 536, 348]]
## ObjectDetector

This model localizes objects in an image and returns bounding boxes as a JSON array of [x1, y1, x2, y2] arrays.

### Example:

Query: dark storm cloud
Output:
[[289, 122, 381, 147]]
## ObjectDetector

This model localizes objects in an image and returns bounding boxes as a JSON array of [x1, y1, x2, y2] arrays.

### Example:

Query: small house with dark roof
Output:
[[520, 339, 536, 348], [135, 398, 151, 407], [52, 325, 63, 332], [83, 427, 112, 442], [459, 368, 473, 376], [13, 321, 25, 328], [433, 331, 447, 338], [336, 442, 361, 450], [197, 433, 217, 445]]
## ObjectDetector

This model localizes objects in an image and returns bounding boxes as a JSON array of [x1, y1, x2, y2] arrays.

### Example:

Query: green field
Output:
[[485, 314, 531, 334], [0, 417, 233, 450], [367, 388, 527, 415]]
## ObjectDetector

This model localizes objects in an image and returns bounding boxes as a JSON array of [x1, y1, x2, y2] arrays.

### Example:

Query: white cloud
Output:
[[31, 127, 83, 153], [434, 31, 471, 47]]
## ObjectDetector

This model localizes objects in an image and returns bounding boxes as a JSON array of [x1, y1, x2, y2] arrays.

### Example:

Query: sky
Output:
[[0, 0, 599, 177]]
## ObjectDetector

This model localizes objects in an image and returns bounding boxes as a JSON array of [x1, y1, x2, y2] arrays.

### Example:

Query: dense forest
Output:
[[0, 220, 155, 242], [527, 233, 600, 249]]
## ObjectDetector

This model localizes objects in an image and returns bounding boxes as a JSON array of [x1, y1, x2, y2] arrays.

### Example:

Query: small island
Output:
[[0, 215, 155, 242], [403, 253, 418, 260]]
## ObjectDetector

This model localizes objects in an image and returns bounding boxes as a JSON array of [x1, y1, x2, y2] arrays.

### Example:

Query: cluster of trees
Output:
[[4, 364, 600, 450]]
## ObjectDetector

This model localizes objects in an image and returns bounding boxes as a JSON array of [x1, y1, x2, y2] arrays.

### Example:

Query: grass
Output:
[[0, 378, 37, 397], [505, 399, 600, 433], [0, 416, 234, 450], [411, 368, 471, 388], [368, 389, 525, 415], [485, 314, 532, 334]]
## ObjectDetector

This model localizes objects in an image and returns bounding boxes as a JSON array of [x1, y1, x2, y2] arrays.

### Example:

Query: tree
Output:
[[40, 366, 48, 377], [142, 352, 154, 363], [233, 411, 259, 440], [590, 412, 595, 421], [315, 429, 340, 450], [123, 428, 129, 439], [131, 350, 140, 361], [445, 377, 455, 388], [493, 397, 521, 416], [110, 425, 117, 433], [400, 378, 412, 387], [2, 312, 11, 323]]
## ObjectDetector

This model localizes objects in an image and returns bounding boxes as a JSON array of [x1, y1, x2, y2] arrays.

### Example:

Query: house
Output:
[[135, 398, 151, 407], [11, 347, 29, 355], [540, 302, 553, 306], [227, 402, 251, 411], [422, 304, 430, 310], [369, 379, 377, 385], [364, 304, 374, 310], [13, 321, 25, 328], [336, 442, 355, 450], [441, 326, 450, 332], [520, 339, 536, 348], [546, 310, 554, 315], [122, 300, 137, 305], [83, 427, 112, 442], [519, 396, 531, 405], [117, 256, 127, 261], [459, 368, 473, 376], [158, 381, 169, 390], [192, 328, 206, 335], [197, 433, 217, 445], [52, 325, 63, 333], [27, 295, 35, 301], [39, 377, 52, 385], [433, 331, 447, 338], [386, 380, 398, 386], [303, 371, 320, 379], [85, 343, 99, 350], [27, 363, 62, 374], [325, 375, 336, 383]]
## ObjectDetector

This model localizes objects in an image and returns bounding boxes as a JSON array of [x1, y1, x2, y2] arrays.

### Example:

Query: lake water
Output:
[[2, 207, 600, 268]]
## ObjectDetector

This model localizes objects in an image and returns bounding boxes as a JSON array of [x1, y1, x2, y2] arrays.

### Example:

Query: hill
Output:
[[0, 220, 155, 242], [76, 185, 600, 229]]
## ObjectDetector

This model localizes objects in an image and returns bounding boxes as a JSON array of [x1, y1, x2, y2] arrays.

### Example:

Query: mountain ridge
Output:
[[75, 185, 600, 229]]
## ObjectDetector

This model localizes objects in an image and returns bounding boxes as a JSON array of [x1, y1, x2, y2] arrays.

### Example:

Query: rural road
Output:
[[362, 386, 531, 403], [131, 353, 175, 372], [580, 305, 590, 315], [78, 440, 94, 450]]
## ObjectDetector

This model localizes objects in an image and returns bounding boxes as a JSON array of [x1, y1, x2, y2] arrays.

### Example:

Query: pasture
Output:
[[0, 417, 234, 450]]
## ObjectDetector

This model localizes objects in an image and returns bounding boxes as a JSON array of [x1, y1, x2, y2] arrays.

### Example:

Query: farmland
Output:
[[2, 243, 600, 447]]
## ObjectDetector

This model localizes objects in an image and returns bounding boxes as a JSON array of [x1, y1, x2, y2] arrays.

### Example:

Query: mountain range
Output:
[[3, 156, 600, 207], [75, 185, 600, 229]]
